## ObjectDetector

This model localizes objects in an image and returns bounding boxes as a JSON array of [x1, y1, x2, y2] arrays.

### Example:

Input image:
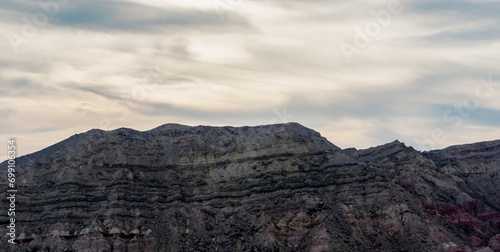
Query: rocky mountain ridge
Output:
[[1, 123, 499, 252]]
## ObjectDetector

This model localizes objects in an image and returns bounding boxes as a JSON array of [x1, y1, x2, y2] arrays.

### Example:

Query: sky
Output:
[[1, 0, 499, 156]]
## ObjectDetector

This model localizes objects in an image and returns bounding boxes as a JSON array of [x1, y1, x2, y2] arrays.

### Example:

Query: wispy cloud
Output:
[[1, 0, 499, 155]]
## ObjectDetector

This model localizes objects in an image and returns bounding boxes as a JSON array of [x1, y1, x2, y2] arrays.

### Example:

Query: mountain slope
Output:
[[1, 123, 499, 252]]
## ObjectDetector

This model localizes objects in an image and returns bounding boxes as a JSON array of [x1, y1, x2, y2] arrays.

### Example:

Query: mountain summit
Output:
[[1, 123, 499, 251]]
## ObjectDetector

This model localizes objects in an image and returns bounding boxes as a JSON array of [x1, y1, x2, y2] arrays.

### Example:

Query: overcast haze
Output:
[[1, 0, 499, 156]]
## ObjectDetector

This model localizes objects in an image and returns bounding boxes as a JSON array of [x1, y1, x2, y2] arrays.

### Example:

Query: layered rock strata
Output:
[[0, 123, 499, 252]]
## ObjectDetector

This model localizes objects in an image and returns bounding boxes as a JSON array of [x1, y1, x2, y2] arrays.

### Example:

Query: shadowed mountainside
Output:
[[1, 123, 499, 252]]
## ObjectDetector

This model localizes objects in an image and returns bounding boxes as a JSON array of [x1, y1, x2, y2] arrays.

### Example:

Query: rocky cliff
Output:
[[1, 123, 499, 252]]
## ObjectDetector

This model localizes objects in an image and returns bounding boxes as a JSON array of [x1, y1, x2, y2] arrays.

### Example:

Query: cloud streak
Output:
[[0, 0, 499, 155]]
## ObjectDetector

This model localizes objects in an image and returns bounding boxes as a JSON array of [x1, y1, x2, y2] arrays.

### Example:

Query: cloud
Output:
[[0, 0, 499, 155], [56, 0, 252, 33]]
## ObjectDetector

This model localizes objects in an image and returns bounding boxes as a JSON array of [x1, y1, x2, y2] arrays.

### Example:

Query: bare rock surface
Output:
[[0, 123, 499, 251]]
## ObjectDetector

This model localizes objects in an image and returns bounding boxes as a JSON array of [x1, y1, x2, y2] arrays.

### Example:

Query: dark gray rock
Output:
[[0, 123, 499, 252]]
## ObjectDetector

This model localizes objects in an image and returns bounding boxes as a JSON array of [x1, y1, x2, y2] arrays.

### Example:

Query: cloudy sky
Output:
[[1, 0, 499, 156]]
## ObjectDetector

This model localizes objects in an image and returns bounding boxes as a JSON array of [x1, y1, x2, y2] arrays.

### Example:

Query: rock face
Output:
[[0, 123, 499, 252]]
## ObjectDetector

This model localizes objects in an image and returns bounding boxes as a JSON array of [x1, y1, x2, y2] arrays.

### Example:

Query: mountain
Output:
[[1, 123, 499, 252]]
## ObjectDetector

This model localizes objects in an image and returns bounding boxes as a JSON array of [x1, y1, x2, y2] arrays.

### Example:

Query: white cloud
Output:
[[0, 0, 499, 156]]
